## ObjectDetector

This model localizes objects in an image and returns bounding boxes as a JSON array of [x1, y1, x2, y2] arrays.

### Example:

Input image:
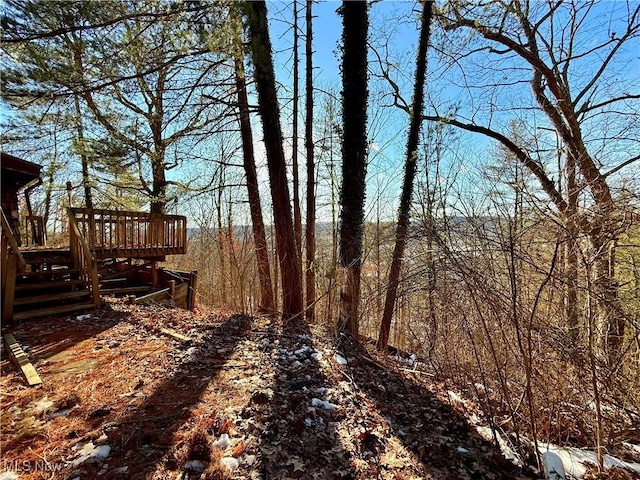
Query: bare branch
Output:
[[422, 114, 568, 213]]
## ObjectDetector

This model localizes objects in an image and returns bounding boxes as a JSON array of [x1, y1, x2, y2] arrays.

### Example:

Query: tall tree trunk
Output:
[[216, 180, 226, 302], [377, 1, 433, 351], [234, 55, 275, 313], [149, 154, 167, 215], [73, 95, 93, 209], [566, 151, 580, 339], [305, 0, 316, 322], [338, 0, 369, 336], [292, 0, 303, 265], [245, 0, 303, 325]]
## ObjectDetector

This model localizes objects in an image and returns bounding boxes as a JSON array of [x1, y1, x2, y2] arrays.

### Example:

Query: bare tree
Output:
[[377, 0, 433, 352], [338, 0, 369, 336], [428, 0, 640, 362], [305, 0, 316, 322], [244, 0, 303, 324], [233, 51, 275, 313], [292, 0, 303, 264]]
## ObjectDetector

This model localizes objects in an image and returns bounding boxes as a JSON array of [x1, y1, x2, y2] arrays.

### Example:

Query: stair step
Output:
[[101, 286, 151, 295], [22, 250, 72, 265], [99, 278, 127, 285], [13, 302, 97, 322], [15, 280, 85, 292], [23, 256, 74, 266], [14, 290, 91, 306], [18, 269, 81, 279]]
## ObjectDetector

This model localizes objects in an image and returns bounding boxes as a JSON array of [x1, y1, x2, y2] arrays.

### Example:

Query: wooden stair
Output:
[[98, 275, 152, 297], [10, 248, 96, 322]]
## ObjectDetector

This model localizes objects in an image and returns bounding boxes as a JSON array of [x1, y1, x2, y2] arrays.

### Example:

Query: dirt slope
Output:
[[1, 303, 534, 479]]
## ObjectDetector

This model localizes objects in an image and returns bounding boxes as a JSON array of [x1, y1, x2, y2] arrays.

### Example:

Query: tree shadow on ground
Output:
[[103, 314, 251, 480], [252, 320, 354, 479], [3, 303, 125, 364], [52, 311, 254, 480], [337, 334, 537, 479]]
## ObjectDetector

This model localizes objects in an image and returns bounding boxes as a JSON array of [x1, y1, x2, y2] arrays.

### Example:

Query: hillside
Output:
[[0, 302, 545, 480]]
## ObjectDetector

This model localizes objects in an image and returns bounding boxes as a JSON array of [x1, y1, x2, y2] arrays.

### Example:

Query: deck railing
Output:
[[69, 208, 187, 258], [1, 209, 27, 272], [67, 208, 101, 307]]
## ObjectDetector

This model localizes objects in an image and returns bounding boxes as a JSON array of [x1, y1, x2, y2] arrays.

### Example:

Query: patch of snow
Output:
[[540, 444, 640, 479], [457, 446, 469, 454], [50, 408, 73, 419], [261, 338, 270, 346], [242, 454, 256, 466], [72, 442, 111, 466], [294, 345, 311, 356], [76, 314, 92, 320], [221, 457, 239, 471], [311, 352, 322, 361], [624, 442, 640, 456], [315, 387, 327, 394], [115, 466, 129, 473], [184, 459, 206, 472], [305, 418, 313, 426], [333, 353, 347, 365], [476, 426, 522, 465], [213, 433, 232, 449], [447, 390, 463, 405], [542, 451, 566, 480], [398, 429, 407, 437], [0, 472, 20, 480], [311, 398, 338, 410], [292, 360, 303, 369], [393, 354, 416, 365]]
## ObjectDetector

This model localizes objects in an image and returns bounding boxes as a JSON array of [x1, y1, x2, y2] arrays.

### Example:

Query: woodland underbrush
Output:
[[169, 225, 640, 473]]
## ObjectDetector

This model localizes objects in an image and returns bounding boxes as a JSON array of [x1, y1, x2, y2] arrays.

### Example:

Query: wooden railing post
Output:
[[67, 208, 101, 308], [1, 209, 27, 273], [2, 254, 17, 324]]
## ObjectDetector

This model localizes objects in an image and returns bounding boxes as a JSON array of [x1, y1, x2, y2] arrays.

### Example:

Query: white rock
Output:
[[311, 398, 338, 410], [213, 433, 232, 448], [333, 353, 348, 365], [221, 457, 239, 471], [294, 345, 311, 356], [243, 454, 256, 466]]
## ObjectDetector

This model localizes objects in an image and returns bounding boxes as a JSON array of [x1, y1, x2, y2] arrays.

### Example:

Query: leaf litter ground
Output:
[[1, 302, 538, 479]]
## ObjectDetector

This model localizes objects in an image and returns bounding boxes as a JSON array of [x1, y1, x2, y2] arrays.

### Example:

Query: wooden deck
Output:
[[70, 208, 187, 259], [2, 208, 190, 323]]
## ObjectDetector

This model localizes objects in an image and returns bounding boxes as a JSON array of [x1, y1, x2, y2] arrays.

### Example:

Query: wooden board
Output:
[[3, 333, 42, 386], [160, 328, 192, 343], [173, 283, 189, 309], [133, 287, 171, 304]]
